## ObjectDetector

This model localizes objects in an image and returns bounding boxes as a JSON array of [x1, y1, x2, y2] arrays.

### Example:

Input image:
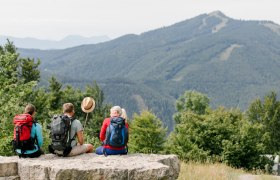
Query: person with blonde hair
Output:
[[96, 106, 129, 155], [121, 108, 127, 120]]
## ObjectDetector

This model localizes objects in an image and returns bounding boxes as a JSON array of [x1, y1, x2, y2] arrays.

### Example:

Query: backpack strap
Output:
[[63, 117, 75, 157], [67, 118, 75, 145], [104, 118, 114, 146]]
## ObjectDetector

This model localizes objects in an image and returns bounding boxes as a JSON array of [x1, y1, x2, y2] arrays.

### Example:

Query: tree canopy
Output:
[[129, 111, 167, 154]]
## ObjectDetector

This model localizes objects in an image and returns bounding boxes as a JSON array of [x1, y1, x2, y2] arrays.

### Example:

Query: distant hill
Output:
[[0, 35, 110, 50], [18, 11, 280, 131]]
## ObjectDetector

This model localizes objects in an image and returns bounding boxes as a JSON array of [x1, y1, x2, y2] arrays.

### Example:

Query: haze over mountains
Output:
[[0, 35, 110, 49], [17, 11, 280, 130]]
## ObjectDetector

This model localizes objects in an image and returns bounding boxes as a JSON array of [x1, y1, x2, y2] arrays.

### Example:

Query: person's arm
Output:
[[74, 120, 84, 145], [35, 123, 43, 147], [76, 130, 84, 145], [100, 118, 109, 142]]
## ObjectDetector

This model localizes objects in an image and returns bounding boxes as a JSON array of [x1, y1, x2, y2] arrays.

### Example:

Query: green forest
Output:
[[2, 41, 280, 172]]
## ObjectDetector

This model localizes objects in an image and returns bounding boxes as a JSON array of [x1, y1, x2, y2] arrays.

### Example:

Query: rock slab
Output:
[[0, 156, 18, 177], [0, 154, 180, 180]]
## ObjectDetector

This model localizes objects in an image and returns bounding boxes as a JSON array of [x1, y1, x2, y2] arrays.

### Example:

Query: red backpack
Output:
[[12, 114, 36, 152]]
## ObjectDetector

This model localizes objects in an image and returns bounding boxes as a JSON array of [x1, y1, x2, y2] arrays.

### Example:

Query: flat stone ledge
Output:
[[0, 154, 180, 180], [0, 176, 20, 180], [0, 156, 18, 177]]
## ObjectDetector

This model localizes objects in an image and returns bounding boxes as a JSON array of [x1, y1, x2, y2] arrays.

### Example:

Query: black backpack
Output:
[[48, 115, 74, 156], [105, 117, 128, 147]]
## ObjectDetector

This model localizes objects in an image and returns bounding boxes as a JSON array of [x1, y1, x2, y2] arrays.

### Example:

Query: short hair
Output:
[[24, 104, 36, 115], [63, 103, 74, 113], [110, 106, 122, 116]]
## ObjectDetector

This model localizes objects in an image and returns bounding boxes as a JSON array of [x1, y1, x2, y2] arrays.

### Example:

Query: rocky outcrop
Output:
[[0, 154, 180, 180]]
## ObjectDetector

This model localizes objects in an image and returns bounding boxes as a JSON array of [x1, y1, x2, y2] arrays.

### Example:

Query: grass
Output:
[[178, 162, 280, 180]]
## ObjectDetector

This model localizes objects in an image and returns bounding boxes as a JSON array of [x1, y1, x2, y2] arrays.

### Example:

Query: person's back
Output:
[[13, 104, 43, 158], [49, 103, 94, 157], [96, 106, 129, 155]]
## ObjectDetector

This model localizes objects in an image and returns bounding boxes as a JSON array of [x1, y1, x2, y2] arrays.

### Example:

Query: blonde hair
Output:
[[121, 108, 127, 120], [63, 103, 74, 113]]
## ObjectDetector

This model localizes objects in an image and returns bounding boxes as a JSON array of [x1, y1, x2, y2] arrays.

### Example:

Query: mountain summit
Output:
[[18, 11, 280, 130]]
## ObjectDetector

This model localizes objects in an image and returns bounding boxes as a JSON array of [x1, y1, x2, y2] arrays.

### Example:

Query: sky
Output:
[[0, 0, 279, 40]]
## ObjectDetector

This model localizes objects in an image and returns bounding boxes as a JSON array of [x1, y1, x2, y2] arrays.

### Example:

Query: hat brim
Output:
[[81, 98, 95, 113]]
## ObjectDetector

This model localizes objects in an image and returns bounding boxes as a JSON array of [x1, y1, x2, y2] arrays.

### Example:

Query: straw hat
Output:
[[81, 97, 95, 113]]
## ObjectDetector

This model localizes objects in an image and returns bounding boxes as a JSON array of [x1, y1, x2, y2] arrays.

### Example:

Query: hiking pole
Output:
[[84, 113, 89, 130]]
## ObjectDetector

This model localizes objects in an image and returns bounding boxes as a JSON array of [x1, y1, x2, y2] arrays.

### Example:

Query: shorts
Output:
[[67, 144, 90, 157]]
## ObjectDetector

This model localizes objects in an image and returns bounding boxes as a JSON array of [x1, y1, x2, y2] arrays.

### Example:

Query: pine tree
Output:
[[129, 111, 167, 154], [19, 57, 41, 83], [47, 76, 63, 113]]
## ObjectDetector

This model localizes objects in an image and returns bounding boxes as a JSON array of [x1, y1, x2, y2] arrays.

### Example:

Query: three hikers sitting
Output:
[[13, 100, 128, 158]]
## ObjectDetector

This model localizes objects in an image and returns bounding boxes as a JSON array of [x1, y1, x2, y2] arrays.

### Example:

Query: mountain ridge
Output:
[[17, 11, 280, 130], [0, 35, 110, 50]]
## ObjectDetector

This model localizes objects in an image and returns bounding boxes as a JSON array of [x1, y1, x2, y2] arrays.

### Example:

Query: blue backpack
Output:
[[105, 117, 128, 147]]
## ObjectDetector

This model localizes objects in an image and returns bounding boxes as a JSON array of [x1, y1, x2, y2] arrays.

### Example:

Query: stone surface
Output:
[[0, 176, 20, 180], [0, 154, 180, 180], [0, 156, 19, 177]]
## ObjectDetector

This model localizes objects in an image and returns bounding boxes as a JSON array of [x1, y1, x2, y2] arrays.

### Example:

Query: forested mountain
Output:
[[18, 11, 280, 131]]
